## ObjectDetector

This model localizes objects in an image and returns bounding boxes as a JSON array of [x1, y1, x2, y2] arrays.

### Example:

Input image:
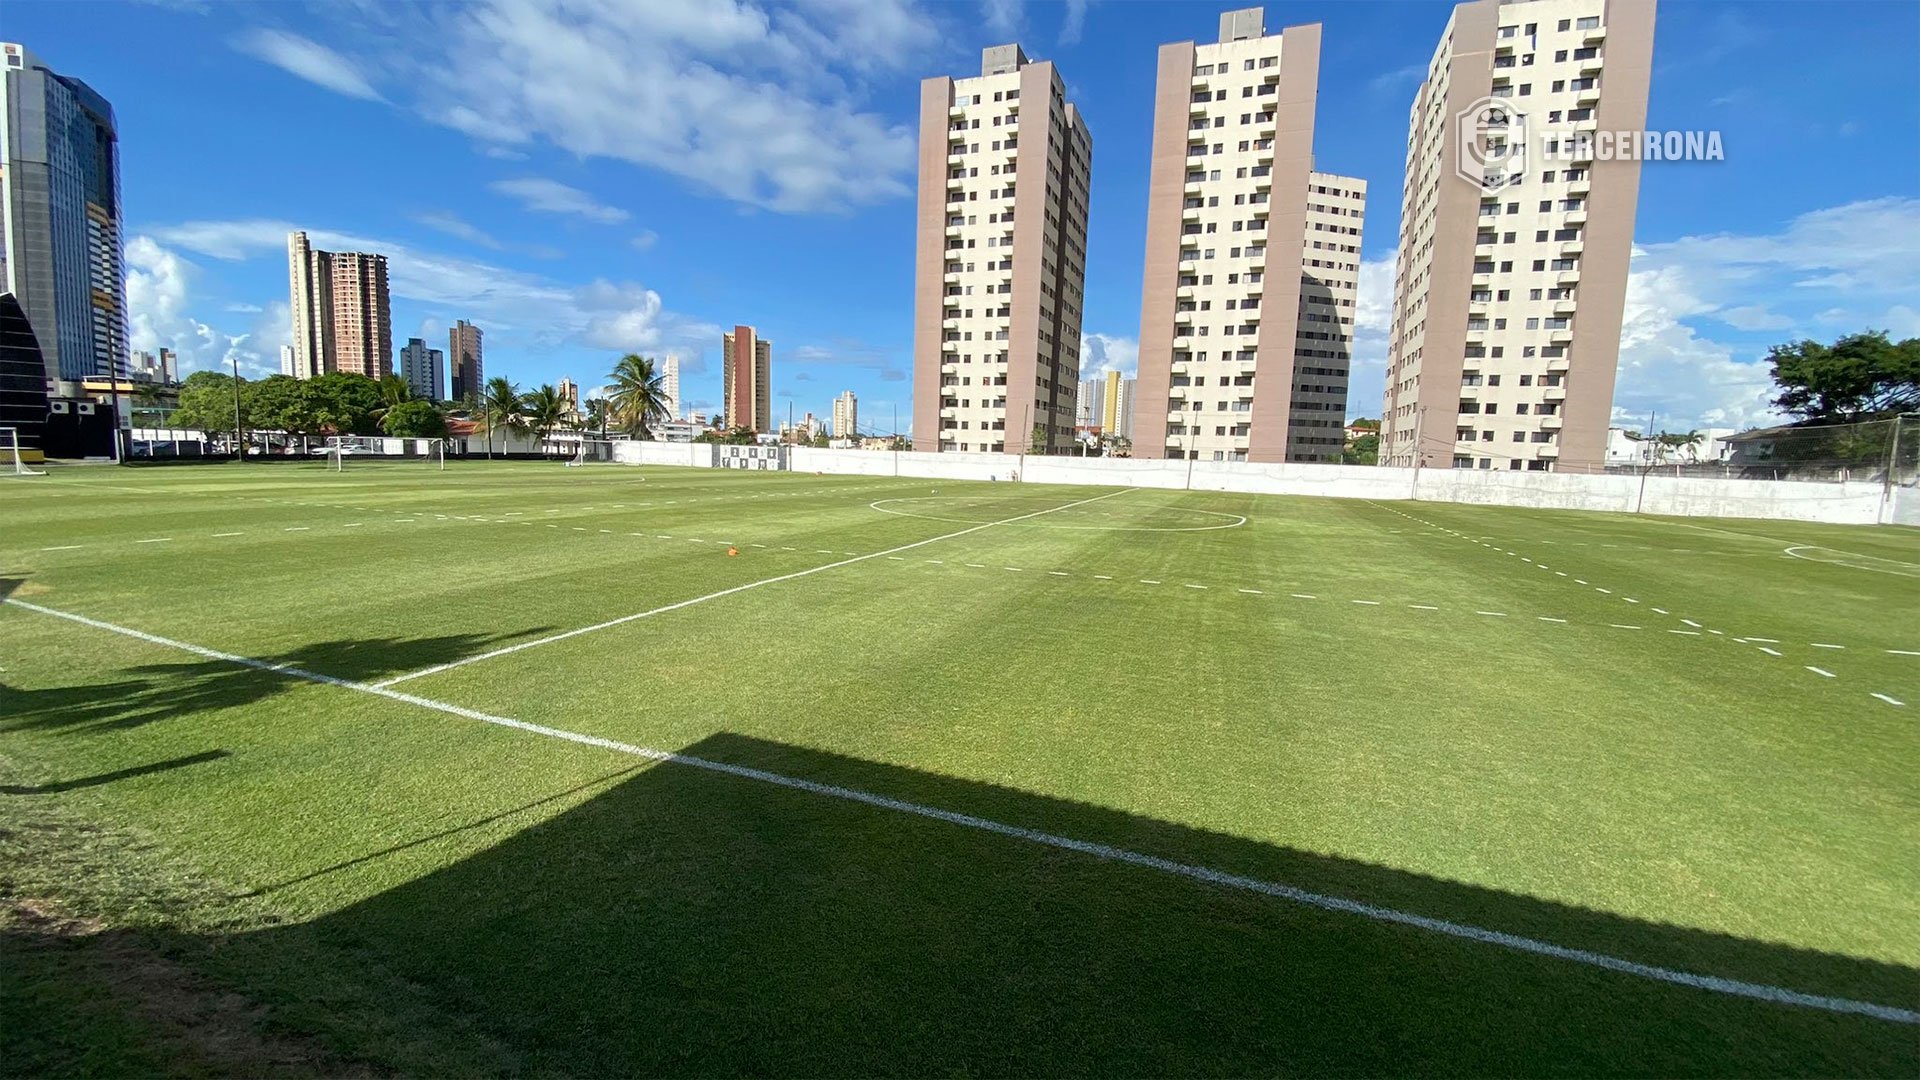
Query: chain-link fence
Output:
[[1602, 415, 1916, 485]]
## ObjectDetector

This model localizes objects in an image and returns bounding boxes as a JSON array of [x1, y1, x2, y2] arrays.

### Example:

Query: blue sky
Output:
[[18, 0, 1919, 434]]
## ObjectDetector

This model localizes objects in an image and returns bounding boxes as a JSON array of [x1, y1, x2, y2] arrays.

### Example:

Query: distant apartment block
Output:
[[912, 45, 1092, 454], [288, 230, 391, 380], [660, 354, 681, 418], [399, 337, 443, 401], [1075, 376, 1104, 429], [1, 42, 128, 384], [449, 320, 482, 402], [833, 389, 858, 437], [1102, 370, 1136, 439], [558, 377, 579, 415], [279, 344, 295, 377], [1379, 0, 1654, 471], [722, 325, 771, 432], [1134, 11, 1366, 464]]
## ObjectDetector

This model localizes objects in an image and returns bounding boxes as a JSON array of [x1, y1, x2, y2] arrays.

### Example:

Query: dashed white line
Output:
[[1810, 643, 1844, 650], [1611, 624, 1642, 631], [1806, 666, 1835, 678], [40, 545, 83, 550], [1351, 599, 1380, 606], [1758, 647, 1782, 657], [1889, 650, 1920, 657], [1291, 593, 1317, 600], [1475, 610, 1508, 617], [1871, 693, 1905, 707], [212, 532, 244, 537], [1183, 583, 1207, 589], [135, 537, 173, 544], [1537, 616, 1567, 623], [1681, 619, 1702, 628], [1410, 604, 1438, 611], [1669, 630, 1701, 636]]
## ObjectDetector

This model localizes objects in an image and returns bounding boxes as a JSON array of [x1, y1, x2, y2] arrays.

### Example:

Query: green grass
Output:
[[2, 459, 1916, 1075]]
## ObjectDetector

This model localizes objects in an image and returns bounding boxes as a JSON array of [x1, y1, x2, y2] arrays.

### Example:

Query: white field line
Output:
[[1871, 693, 1905, 707], [3, 595, 1914, 1027], [375, 489, 1132, 687]]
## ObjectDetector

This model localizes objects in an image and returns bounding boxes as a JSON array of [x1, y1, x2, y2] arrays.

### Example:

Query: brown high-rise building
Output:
[[449, 319, 483, 402], [1134, 11, 1365, 464], [287, 231, 391, 380], [721, 325, 771, 432], [912, 45, 1091, 454], [1379, 0, 1655, 472]]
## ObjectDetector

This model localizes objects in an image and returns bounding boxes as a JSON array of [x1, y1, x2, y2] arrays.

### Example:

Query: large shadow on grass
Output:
[[209, 733, 1915, 1076], [0, 628, 549, 735]]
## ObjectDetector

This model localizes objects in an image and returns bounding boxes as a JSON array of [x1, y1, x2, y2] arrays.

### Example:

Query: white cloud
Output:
[[1612, 197, 1920, 429], [1078, 333, 1137, 380], [1060, 0, 1088, 44], [981, 0, 1023, 36], [481, 145, 528, 161], [231, 28, 383, 102], [147, 217, 714, 366], [1341, 256, 1396, 419], [489, 178, 630, 224], [413, 211, 504, 249], [307, 0, 933, 214], [630, 230, 659, 251], [126, 236, 286, 379]]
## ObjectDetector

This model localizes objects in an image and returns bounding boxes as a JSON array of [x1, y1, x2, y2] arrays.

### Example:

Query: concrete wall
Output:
[[609, 442, 1909, 527]]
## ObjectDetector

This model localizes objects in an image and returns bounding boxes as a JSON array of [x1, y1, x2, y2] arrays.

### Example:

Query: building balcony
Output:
[[1547, 356, 1571, 372], [1257, 116, 1276, 136], [1553, 298, 1577, 315], [1544, 385, 1568, 401], [1189, 100, 1209, 115], [1564, 209, 1588, 225], [944, 271, 961, 283], [945, 224, 963, 237], [1578, 53, 1604, 74], [1244, 280, 1263, 296], [1549, 328, 1574, 344], [1174, 310, 1195, 324], [947, 153, 965, 166], [1178, 257, 1199, 273], [1561, 238, 1584, 255], [1567, 177, 1592, 195], [1183, 206, 1200, 221], [1583, 24, 1607, 43], [1557, 269, 1581, 286], [1541, 415, 1563, 430], [949, 104, 966, 118], [1472, 271, 1494, 286], [1474, 239, 1496, 257], [1571, 117, 1599, 133], [1186, 155, 1208, 169], [1576, 85, 1601, 105], [1176, 285, 1195, 299], [1537, 443, 1561, 457]]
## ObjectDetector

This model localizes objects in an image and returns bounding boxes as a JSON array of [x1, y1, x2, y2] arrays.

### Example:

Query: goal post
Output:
[[564, 438, 617, 467], [412, 437, 447, 470], [0, 427, 46, 476]]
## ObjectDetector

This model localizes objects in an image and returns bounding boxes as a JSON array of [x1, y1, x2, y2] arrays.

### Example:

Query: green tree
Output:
[[522, 384, 570, 456], [1342, 433, 1380, 465], [1767, 330, 1920, 422], [583, 397, 611, 438], [479, 377, 527, 457], [605, 354, 673, 439], [381, 399, 448, 438], [303, 372, 383, 434], [246, 375, 319, 435], [169, 371, 246, 433], [372, 374, 413, 426]]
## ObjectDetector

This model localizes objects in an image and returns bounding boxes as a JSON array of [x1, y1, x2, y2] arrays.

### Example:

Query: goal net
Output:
[[1, 427, 46, 476], [412, 438, 447, 470], [564, 439, 617, 467]]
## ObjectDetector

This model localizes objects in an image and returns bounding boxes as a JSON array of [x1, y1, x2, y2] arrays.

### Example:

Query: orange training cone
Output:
[[727, 546, 739, 557]]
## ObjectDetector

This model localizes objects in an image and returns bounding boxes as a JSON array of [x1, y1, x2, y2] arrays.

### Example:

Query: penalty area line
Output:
[[375, 488, 1134, 687], [3, 594, 1914, 1028]]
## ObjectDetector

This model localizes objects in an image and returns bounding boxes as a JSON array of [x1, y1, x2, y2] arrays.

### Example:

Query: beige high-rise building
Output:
[[660, 354, 681, 419], [1380, 0, 1655, 472], [721, 325, 772, 432], [1135, 12, 1365, 464], [912, 45, 1092, 455], [557, 377, 579, 415], [1102, 369, 1136, 440], [832, 389, 858, 438], [287, 231, 392, 380], [449, 320, 483, 402]]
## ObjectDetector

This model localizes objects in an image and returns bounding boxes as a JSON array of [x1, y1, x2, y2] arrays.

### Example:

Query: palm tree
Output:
[[522, 383, 570, 457], [583, 397, 611, 438], [479, 376, 526, 458], [605, 354, 672, 440], [372, 374, 413, 427]]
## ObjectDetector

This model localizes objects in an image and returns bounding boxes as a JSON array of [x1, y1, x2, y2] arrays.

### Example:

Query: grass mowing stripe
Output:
[[5, 593, 1915, 1028], [374, 488, 1133, 687]]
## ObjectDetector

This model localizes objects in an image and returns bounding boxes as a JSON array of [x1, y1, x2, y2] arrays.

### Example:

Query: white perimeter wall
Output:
[[606, 443, 1907, 527]]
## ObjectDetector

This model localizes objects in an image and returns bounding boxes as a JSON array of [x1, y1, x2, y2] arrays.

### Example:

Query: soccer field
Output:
[[3, 460, 1916, 1075]]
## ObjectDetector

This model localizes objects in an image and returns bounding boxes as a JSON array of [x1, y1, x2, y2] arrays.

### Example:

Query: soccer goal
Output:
[[564, 439, 617, 467], [1, 427, 46, 476], [412, 438, 447, 470], [319, 434, 382, 471]]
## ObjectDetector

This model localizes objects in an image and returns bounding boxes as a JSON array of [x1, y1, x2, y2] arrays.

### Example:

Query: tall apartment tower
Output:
[[832, 389, 858, 438], [721, 325, 771, 432], [1134, 12, 1365, 464], [660, 354, 681, 419], [1075, 376, 1104, 430], [1, 43, 128, 384], [912, 45, 1092, 454], [399, 337, 443, 401], [449, 320, 483, 402], [287, 230, 392, 380], [1380, 0, 1655, 471], [1102, 369, 1136, 439]]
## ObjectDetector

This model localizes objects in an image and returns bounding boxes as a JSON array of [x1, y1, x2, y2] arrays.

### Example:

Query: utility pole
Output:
[[230, 351, 244, 462], [1410, 405, 1427, 499]]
